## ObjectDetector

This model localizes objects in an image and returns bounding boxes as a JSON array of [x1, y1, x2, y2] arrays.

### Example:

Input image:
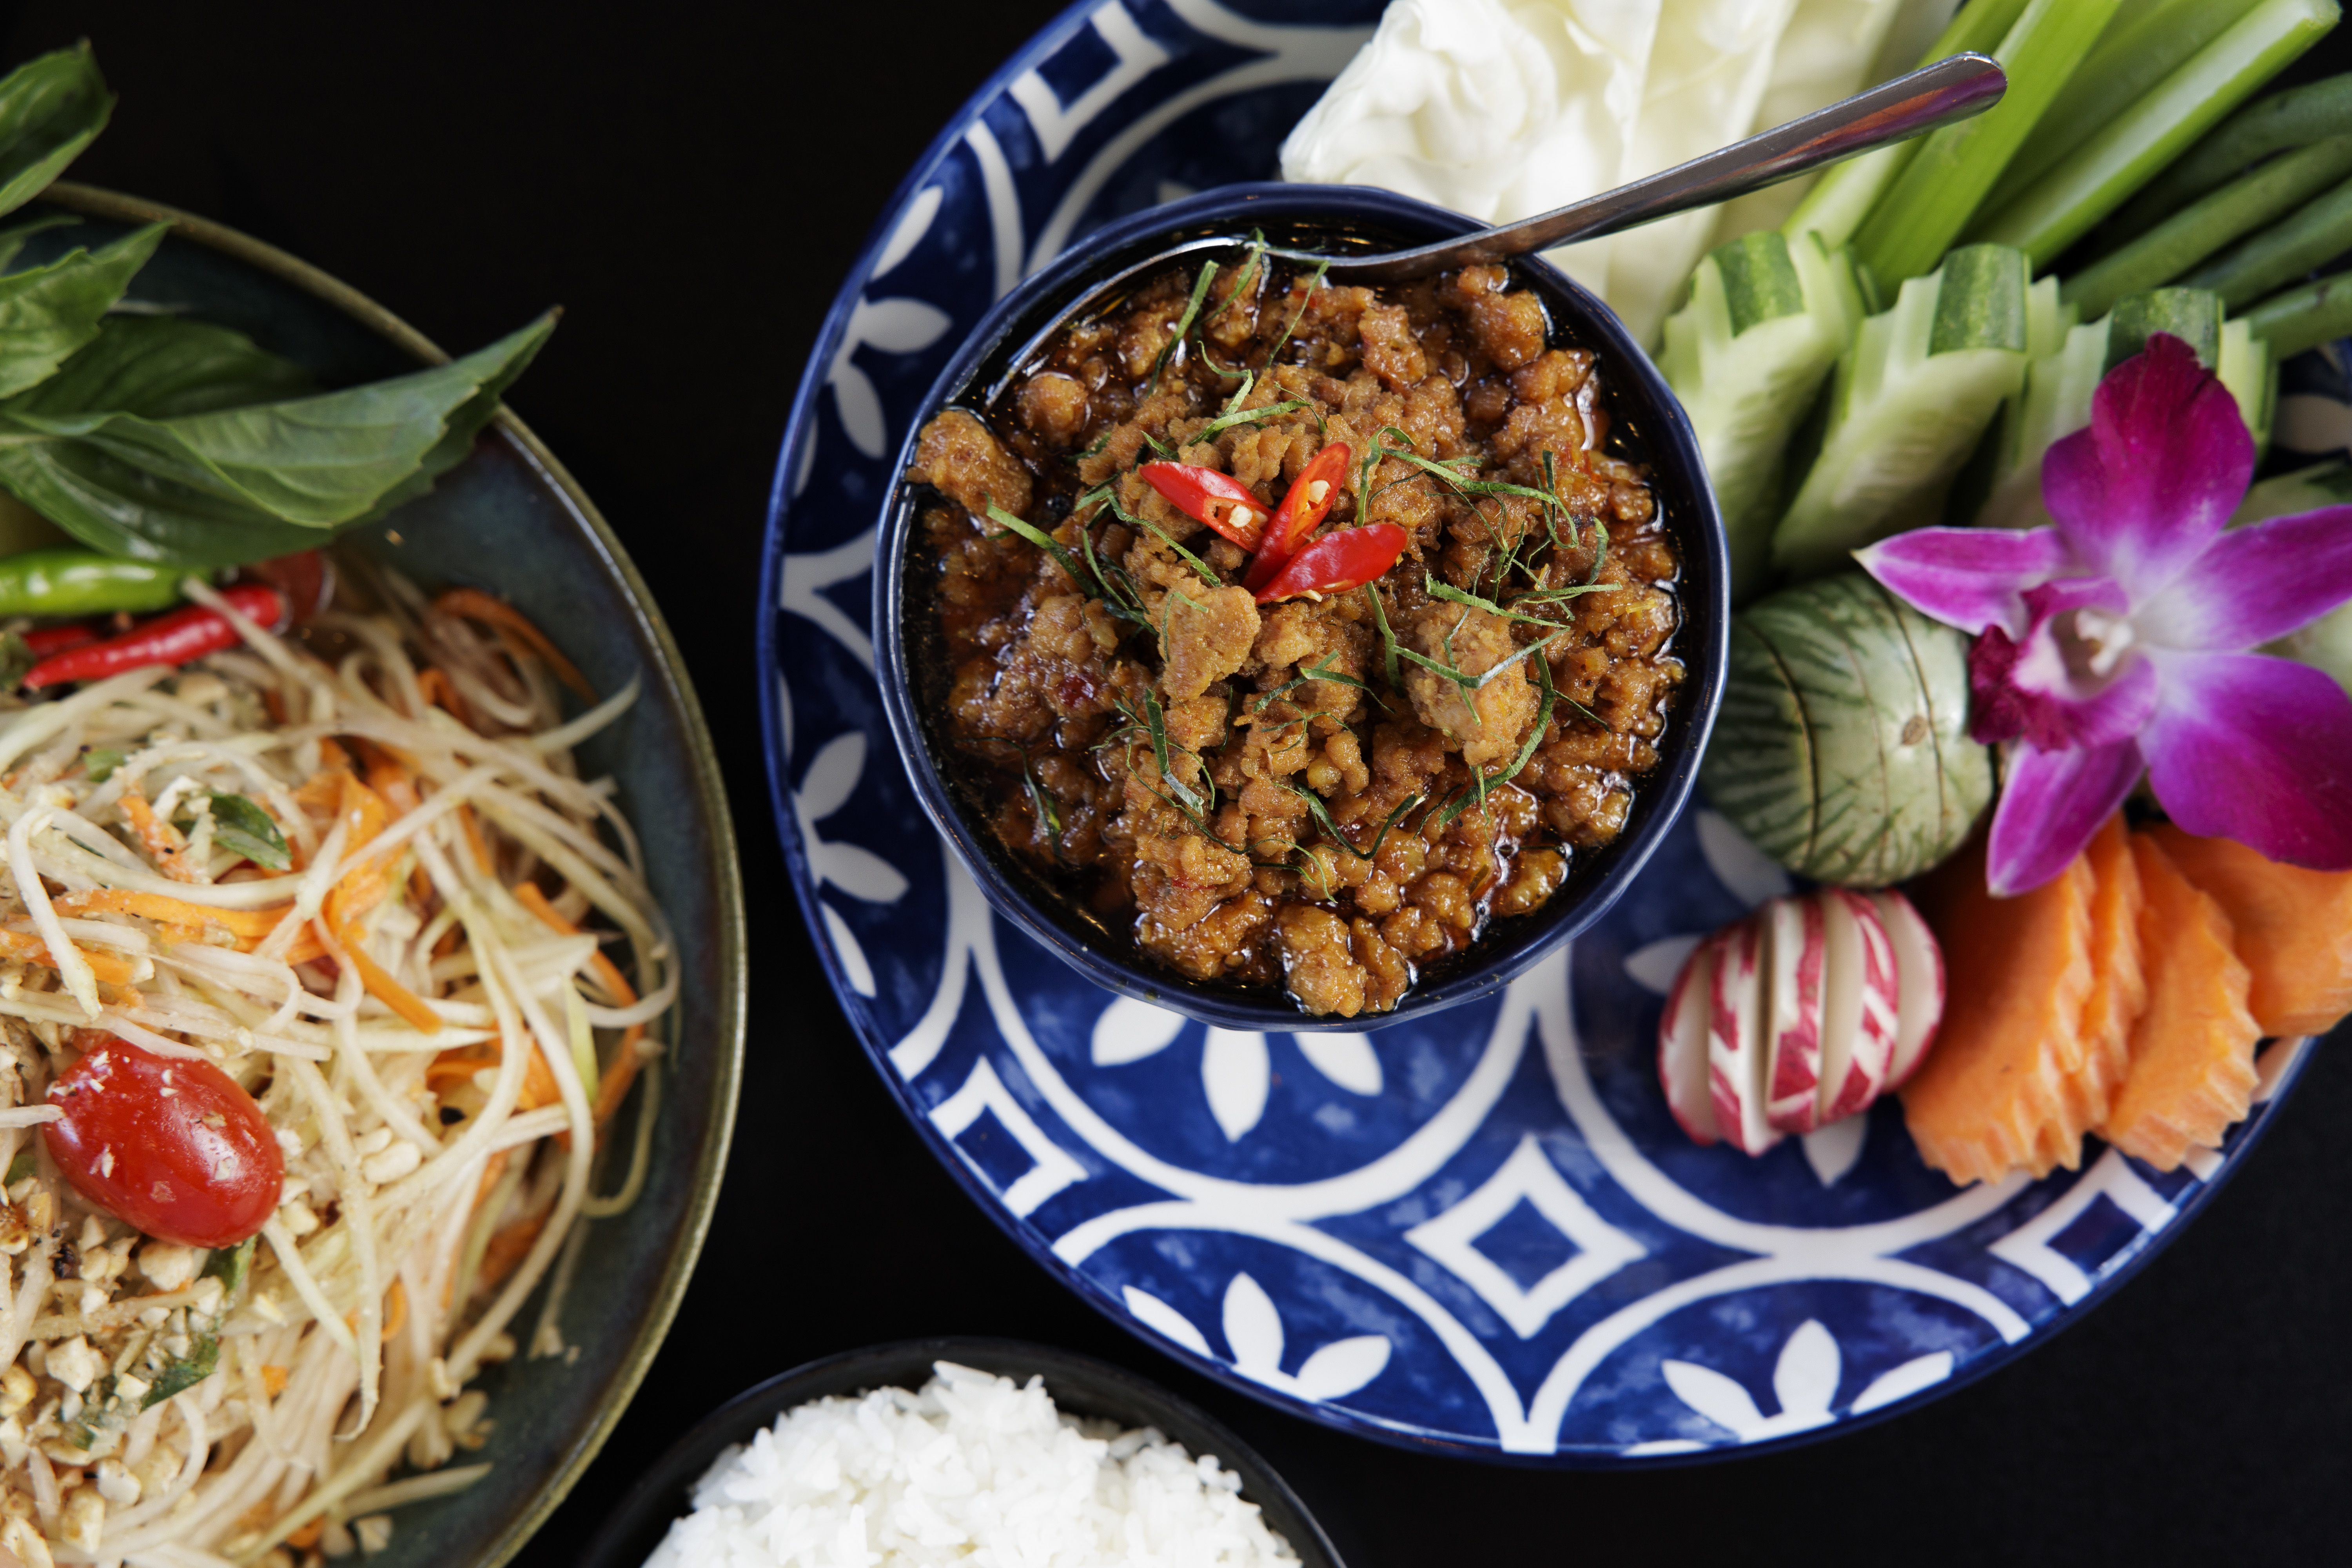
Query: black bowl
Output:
[[579, 1338, 1345, 1568], [875, 183, 1728, 1031]]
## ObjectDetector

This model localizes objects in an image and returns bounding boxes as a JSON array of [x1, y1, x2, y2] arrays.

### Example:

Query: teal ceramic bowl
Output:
[[23, 183, 746, 1568]]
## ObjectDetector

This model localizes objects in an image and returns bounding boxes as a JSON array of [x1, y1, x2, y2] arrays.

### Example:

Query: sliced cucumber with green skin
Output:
[[1661, 230, 1863, 606], [1772, 244, 2036, 580], [2218, 313, 2276, 456], [1976, 288, 2273, 528], [1701, 573, 1993, 887]]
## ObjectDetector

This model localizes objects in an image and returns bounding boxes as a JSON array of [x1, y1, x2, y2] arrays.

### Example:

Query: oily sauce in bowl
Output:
[[904, 240, 1686, 1020]]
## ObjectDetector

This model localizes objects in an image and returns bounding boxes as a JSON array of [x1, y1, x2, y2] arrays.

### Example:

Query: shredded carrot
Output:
[[477, 1213, 547, 1293], [260, 1363, 290, 1398], [325, 772, 395, 933], [287, 1520, 323, 1551], [455, 802, 492, 876], [435, 588, 595, 702], [380, 1278, 408, 1343], [416, 665, 471, 726], [323, 920, 441, 1035], [513, 882, 649, 1134], [0, 929, 140, 988], [120, 788, 203, 884], [53, 889, 290, 943]]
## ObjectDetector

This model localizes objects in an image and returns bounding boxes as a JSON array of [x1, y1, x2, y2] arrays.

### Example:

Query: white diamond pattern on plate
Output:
[[1405, 1134, 1648, 1339]]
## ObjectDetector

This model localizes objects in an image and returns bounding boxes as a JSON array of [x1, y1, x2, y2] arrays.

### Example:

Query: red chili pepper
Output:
[[22, 584, 287, 691], [1140, 461, 1269, 550], [20, 624, 98, 657], [1252, 524, 1410, 605], [1243, 442, 1353, 593]]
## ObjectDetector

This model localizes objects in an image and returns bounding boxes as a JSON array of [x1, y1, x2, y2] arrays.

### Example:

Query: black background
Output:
[[0, 2, 2345, 1563]]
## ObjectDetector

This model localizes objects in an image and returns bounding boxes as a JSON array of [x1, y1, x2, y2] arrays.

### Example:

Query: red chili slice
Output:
[[1252, 524, 1410, 604], [21, 584, 287, 691], [1140, 461, 1269, 550], [1243, 443, 1353, 593]]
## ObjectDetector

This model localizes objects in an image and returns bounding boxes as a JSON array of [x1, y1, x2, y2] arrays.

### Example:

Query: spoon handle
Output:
[[1324, 52, 2007, 286]]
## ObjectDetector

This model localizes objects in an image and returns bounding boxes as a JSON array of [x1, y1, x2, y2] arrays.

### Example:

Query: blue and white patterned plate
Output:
[[757, 0, 2319, 1463]]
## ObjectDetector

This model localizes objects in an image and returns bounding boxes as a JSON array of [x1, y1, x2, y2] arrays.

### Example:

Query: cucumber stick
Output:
[[1851, 0, 2124, 288], [1969, 0, 2340, 268], [1987, 0, 2267, 210], [1660, 230, 1863, 605], [1781, 0, 2033, 251], [1772, 245, 2045, 580], [1975, 289, 2273, 530]]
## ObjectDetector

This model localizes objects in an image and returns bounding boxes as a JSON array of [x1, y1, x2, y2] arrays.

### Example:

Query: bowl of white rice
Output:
[[578, 1339, 1343, 1568]]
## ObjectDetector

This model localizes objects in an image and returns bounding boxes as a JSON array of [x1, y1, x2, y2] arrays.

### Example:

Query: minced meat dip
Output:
[[906, 250, 1684, 1018]]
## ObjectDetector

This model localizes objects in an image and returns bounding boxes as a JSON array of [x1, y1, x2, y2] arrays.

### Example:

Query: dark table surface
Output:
[[2, 2, 2345, 1563]]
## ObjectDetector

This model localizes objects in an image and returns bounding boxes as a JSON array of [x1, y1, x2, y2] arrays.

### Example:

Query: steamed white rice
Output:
[[645, 1361, 1303, 1567]]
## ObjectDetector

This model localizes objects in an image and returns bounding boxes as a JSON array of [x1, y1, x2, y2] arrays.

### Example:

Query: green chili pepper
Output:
[[0, 549, 184, 617]]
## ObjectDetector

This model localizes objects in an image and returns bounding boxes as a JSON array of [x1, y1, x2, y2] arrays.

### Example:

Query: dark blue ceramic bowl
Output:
[[874, 182, 1728, 1032], [581, 1338, 1345, 1568]]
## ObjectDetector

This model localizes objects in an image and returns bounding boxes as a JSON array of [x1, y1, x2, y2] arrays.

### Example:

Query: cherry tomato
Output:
[[1243, 442, 1353, 593], [44, 1039, 283, 1249], [242, 550, 332, 621], [1140, 461, 1268, 550], [1252, 524, 1410, 604]]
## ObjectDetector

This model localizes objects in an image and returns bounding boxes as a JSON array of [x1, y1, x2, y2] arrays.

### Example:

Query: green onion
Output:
[[986, 503, 1089, 589], [2063, 132, 2352, 316], [1853, 0, 2125, 288], [1150, 260, 1219, 390], [1263, 258, 1328, 371], [1969, 0, 2339, 268], [1189, 398, 1310, 445], [2181, 169, 2352, 305], [2112, 71, 2352, 239], [2242, 266, 2352, 354], [1285, 780, 1423, 861]]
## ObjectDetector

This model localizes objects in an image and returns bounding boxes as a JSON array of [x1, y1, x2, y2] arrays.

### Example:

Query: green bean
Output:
[[2065, 132, 2352, 316], [2242, 267, 2352, 356], [2181, 171, 2352, 307], [0, 549, 183, 617], [2112, 73, 2352, 240]]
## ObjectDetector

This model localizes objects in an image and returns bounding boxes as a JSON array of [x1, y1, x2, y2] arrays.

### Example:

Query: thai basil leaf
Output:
[[203, 1235, 256, 1298], [0, 312, 553, 566], [0, 213, 77, 273], [11, 315, 315, 420], [204, 791, 289, 870], [139, 1332, 218, 1410], [0, 45, 111, 224], [0, 221, 165, 399]]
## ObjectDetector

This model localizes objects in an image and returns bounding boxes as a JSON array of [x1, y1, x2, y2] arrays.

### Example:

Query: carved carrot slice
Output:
[[2098, 833, 2261, 1172]]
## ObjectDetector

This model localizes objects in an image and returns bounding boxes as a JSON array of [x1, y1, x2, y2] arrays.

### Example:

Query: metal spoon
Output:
[[1245, 51, 2006, 287]]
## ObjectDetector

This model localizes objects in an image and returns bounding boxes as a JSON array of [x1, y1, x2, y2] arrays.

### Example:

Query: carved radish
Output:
[[1659, 936, 1721, 1144], [1706, 916, 1780, 1154], [1873, 888, 1944, 1086], [1762, 895, 1825, 1132], [1812, 889, 1899, 1128], [1659, 885, 1946, 1153]]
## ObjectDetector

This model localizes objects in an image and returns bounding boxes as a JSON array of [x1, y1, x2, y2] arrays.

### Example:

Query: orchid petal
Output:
[[2135, 505, 2352, 652], [1969, 577, 2155, 750], [1985, 739, 2145, 897], [2041, 335, 2253, 604], [1855, 527, 2073, 637], [2142, 650, 2352, 870]]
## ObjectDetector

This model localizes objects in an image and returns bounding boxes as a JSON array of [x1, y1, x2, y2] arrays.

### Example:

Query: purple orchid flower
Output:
[[1856, 333, 2352, 897]]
